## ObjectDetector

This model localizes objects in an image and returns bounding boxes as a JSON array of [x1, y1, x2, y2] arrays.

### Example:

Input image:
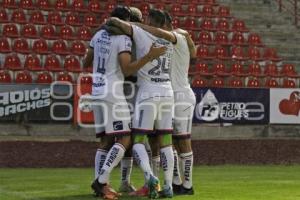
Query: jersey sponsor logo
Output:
[[150, 78, 170, 83], [113, 121, 124, 131], [195, 89, 265, 121]]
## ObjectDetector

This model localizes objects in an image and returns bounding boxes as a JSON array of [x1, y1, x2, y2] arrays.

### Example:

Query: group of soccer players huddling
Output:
[[83, 5, 196, 200]]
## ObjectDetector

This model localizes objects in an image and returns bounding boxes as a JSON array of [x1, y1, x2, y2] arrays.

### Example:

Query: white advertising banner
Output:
[[270, 88, 300, 124]]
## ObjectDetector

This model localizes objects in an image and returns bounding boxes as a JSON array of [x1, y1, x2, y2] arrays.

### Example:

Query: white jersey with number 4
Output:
[[170, 32, 191, 92], [90, 30, 132, 97], [132, 25, 174, 94]]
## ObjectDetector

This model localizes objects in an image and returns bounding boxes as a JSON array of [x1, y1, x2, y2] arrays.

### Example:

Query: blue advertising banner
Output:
[[192, 88, 270, 124]]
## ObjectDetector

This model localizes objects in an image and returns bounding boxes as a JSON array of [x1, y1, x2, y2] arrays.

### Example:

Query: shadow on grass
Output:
[[38, 194, 146, 200]]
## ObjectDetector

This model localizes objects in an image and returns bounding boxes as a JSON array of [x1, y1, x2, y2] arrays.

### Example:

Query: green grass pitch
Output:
[[1, 166, 300, 200]]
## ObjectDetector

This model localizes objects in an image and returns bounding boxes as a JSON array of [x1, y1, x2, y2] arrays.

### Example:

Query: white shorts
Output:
[[173, 89, 196, 139], [132, 87, 174, 135], [92, 95, 131, 137]]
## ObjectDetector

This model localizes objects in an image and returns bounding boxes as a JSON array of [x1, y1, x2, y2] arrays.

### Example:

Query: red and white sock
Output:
[[133, 143, 153, 181], [120, 157, 133, 183], [180, 152, 193, 189], [95, 149, 107, 179], [160, 146, 174, 189]]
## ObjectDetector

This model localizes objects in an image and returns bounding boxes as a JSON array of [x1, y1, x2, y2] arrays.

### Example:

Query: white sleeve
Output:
[[118, 36, 132, 54], [89, 34, 96, 48], [132, 25, 147, 45]]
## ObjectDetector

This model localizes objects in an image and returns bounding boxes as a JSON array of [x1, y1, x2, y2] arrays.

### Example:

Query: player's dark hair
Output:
[[148, 8, 165, 27], [163, 11, 173, 29], [110, 5, 131, 21]]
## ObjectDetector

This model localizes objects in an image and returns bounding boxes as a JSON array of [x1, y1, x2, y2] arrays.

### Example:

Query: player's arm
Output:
[[106, 17, 133, 36], [83, 47, 93, 68], [134, 22, 177, 43], [119, 44, 167, 77], [175, 28, 197, 59]]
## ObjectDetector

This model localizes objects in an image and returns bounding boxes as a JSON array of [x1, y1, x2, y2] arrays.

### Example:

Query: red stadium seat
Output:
[[212, 46, 230, 60], [32, 39, 49, 54], [11, 9, 27, 24], [172, 17, 180, 29], [187, 4, 199, 16], [71, 41, 86, 56], [37, 0, 53, 11], [139, 3, 150, 15], [21, 24, 39, 39], [59, 25, 75, 40], [282, 79, 296, 88], [44, 54, 62, 71], [280, 64, 299, 77], [40, 24, 57, 40], [47, 11, 64, 25], [13, 38, 31, 54], [247, 47, 263, 61], [200, 18, 216, 31], [15, 71, 33, 83], [20, 0, 35, 10], [195, 63, 213, 76], [265, 78, 279, 88], [88, 0, 102, 13], [247, 63, 263, 77], [229, 62, 247, 76], [170, 4, 185, 17], [247, 33, 264, 47], [231, 46, 248, 61], [55, 0, 70, 11], [154, 3, 165, 10], [30, 10, 46, 25], [232, 19, 249, 32], [214, 32, 230, 45], [0, 37, 11, 53], [64, 55, 82, 72], [51, 39, 69, 55], [56, 71, 73, 83], [84, 13, 100, 27], [0, 70, 12, 83], [77, 26, 92, 41], [212, 63, 230, 76], [184, 18, 200, 31], [72, 0, 87, 12], [104, 2, 116, 13], [65, 12, 82, 26], [36, 71, 53, 83], [4, 54, 22, 70], [0, 9, 9, 23], [264, 63, 280, 77], [192, 76, 208, 87], [24, 54, 43, 71], [196, 45, 213, 60], [231, 32, 247, 46], [262, 48, 282, 62], [197, 31, 214, 45], [215, 19, 231, 32], [201, 5, 215, 17], [217, 6, 231, 18], [247, 78, 260, 88], [2, 0, 18, 9], [229, 78, 243, 88], [80, 75, 92, 85], [3, 24, 19, 38], [211, 77, 225, 87]]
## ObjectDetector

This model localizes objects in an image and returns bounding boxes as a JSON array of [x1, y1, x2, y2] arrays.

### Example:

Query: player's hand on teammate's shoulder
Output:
[[147, 43, 167, 60]]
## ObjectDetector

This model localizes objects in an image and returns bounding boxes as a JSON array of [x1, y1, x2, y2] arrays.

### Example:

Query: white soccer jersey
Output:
[[90, 30, 132, 97], [170, 32, 191, 92], [131, 25, 173, 92]]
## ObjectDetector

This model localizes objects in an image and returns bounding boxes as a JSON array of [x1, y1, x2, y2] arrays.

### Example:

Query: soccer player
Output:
[[130, 11, 197, 195], [83, 6, 167, 200], [107, 9, 176, 198]]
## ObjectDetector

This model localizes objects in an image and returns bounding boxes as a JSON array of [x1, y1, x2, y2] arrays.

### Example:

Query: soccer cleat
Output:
[[178, 186, 194, 195], [148, 175, 160, 199], [129, 185, 148, 197], [91, 179, 120, 199], [172, 184, 182, 195], [118, 181, 136, 193], [159, 185, 174, 198], [91, 179, 102, 197]]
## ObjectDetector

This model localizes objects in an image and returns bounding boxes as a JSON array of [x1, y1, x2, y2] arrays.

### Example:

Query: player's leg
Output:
[[92, 101, 131, 199], [148, 134, 160, 178], [172, 91, 196, 195], [132, 100, 160, 199], [156, 98, 175, 198], [119, 146, 136, 193], [172, 139, 182, 192]]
